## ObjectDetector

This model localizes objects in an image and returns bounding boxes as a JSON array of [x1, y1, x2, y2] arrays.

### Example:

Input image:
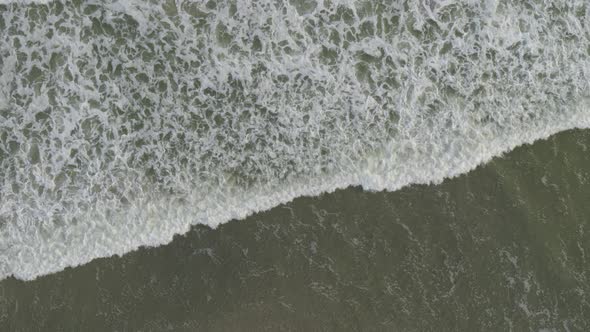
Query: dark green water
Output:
[[1, 129, 589, 331]]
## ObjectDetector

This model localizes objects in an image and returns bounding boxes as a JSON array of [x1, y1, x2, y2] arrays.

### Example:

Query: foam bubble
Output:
[[1, 0, 589, 280]]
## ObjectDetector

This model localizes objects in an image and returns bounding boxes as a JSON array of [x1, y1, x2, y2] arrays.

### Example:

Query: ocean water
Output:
[[1, 129, 589, 330], [1, 0, 589, 284]]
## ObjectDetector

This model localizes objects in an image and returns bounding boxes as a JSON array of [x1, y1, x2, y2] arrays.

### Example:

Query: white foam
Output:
[[1, 0, 589, 280], [0, 0, 53, 4]]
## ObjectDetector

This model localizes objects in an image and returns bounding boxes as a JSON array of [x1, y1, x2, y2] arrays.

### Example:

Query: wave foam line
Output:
[[2, 111, 589, 281]]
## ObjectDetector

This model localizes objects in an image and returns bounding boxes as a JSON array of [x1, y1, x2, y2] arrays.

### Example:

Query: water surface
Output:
[[1, 129, 589, 331]]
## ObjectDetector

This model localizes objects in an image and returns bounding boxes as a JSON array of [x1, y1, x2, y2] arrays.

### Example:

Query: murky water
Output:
[[1, 129, 589, 331], [1, 0, 590, 329]]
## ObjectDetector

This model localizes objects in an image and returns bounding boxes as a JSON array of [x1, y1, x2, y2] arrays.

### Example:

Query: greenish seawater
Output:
[[1, 0, 590, 329], [1, 128, 588, 331]]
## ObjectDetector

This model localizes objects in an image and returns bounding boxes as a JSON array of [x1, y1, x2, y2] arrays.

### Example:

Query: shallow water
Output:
[[1, 128, 589, 331], [1, 0, 590, 329]]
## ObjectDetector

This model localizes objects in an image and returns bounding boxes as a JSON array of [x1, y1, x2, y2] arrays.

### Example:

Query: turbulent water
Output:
[[0, 0, 589, 281]]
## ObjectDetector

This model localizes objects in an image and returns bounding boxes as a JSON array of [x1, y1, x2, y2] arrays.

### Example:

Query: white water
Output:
[[1, 0, 589, 280]]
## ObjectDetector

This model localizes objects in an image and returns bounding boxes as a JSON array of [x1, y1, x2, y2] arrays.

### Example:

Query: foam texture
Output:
[[1, 0, 589, 280]]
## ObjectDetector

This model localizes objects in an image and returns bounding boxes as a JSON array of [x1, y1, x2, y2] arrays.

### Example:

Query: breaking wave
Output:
[[1, 0, 589, 280]]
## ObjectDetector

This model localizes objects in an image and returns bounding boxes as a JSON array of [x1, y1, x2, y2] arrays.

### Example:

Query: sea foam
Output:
[[1, 0, 589, 280]]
